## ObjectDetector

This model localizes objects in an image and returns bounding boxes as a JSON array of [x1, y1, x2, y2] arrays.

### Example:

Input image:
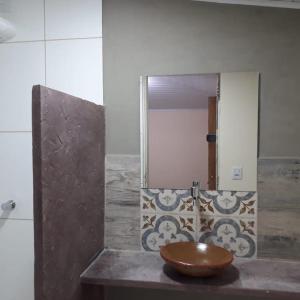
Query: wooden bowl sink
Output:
[[160, 242, 233, 277]]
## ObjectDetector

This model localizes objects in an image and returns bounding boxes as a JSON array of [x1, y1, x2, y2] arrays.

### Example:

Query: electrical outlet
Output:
[[232, 167, 243, 180]]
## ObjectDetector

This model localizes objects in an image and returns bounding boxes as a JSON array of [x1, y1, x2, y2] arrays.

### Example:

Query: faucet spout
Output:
[[191, 181, 200, 205]]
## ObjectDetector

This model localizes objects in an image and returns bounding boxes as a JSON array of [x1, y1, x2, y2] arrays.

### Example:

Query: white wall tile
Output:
[[0, 219, 34, 300], [46, 38, 103, 104], [45, 0, 102, 40], [0, 42, 45, 131], [0, 133, 33, 220], [1, 0, 44, 42]]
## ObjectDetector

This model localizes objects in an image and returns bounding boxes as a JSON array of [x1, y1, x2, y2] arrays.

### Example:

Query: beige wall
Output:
[[218, 72, 258, 191], [148, 109, 208, 189], [104, 0, 300, 157]]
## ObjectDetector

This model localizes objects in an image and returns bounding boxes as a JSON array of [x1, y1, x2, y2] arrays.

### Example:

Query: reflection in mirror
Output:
[[140, 72, 259, 191]]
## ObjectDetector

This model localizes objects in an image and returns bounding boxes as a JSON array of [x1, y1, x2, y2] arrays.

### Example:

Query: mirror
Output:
[[140, 72, 259, 191]]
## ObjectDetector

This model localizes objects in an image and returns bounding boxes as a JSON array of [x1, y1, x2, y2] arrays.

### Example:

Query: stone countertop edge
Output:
[[80, 249, 300, 299]]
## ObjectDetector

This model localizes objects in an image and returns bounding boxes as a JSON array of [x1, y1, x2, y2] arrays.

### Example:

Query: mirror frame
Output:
[[140, 72, 259, 191]]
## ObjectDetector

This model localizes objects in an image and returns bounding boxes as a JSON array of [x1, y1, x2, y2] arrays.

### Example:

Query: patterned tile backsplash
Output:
[[141, 214, 196, 251], [141, 189, 257, 258], [199, 191, 257, 217], [142, 189, 195, 214], [198, 215, 257, 258]]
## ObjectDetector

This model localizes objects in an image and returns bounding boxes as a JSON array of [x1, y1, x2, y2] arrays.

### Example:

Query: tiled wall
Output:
[[0, 1, 102, 299], [141, 189, 257, 258], [105, 155, 300, 260], [105, 155, 141, 250], [257, 158, 300, 259]]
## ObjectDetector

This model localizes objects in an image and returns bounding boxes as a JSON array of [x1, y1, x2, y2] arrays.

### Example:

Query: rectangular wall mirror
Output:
[[140, 72, 259, 191]]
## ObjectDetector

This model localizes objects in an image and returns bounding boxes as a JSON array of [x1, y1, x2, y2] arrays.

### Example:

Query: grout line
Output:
[[0, 217, 33, 221], [1, 40, 45, 44], [44, 0, 46, 40], [44, 40, 47, 85], [44, 0, 47, 85], [45, 36, 103, 42], [0, 37, 103, 45], [0, 131, 32, 133]]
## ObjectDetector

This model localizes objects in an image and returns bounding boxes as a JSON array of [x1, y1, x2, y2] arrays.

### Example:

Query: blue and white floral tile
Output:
[[196, 215, 257, 258], [141, 188, 194, 215], [140, 188, 257, 257], [198, 191, 257, 218], [141, 213, 196, 251]]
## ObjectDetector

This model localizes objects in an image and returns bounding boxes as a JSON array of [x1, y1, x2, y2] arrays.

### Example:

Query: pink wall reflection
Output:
[[148, 109, 208, 189]]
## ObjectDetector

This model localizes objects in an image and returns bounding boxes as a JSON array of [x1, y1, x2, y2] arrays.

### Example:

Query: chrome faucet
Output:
[[191, 181, 200, 205]]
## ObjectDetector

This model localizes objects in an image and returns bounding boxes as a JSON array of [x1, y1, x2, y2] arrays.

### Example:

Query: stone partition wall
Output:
[[33, 86, 105, 300], [105, 155, 300, 260]]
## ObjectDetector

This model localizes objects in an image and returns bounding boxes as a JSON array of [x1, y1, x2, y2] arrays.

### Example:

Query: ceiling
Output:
[[193, 0, 300, 9], [148, 74, 218, 110]]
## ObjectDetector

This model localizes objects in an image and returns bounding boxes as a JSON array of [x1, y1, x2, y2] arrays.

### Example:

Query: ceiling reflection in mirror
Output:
[[140, 72, 259, 191]]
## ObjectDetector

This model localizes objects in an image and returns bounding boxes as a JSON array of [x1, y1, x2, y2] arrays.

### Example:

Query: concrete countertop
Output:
[[80, 249, 300, 299]]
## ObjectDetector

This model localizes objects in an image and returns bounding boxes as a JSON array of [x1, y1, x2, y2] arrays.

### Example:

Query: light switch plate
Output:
[[232, 167, 243, 180]]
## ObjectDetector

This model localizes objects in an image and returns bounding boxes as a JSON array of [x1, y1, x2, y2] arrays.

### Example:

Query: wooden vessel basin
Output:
[[160, 242, 233, 277]]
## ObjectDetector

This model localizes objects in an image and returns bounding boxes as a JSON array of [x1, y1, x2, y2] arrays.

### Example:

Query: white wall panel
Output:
[[45, 0, 102, 39], [0, 133, 33, 220], [0, 0, 44, 42], [0, 42, 45, 131], [46, 38, 103, 104], [0, 219, 34, 300], [0, 1, 103, 299]]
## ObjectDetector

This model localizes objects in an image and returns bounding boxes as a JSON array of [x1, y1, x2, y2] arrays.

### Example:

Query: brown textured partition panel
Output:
[[32, 85, 105, 300]]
